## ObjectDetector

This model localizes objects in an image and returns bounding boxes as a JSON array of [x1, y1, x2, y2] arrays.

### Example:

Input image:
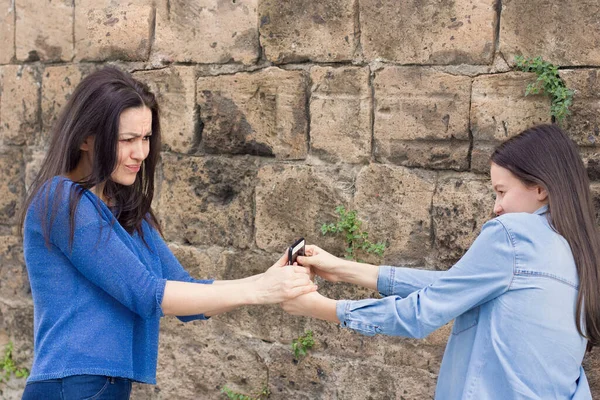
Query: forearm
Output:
[[302, 296, 339, 323], [162, 280, 258, 317], [337, 260, 380, 290], [313, 297, 339, 323], [212, 273, 263, 285]]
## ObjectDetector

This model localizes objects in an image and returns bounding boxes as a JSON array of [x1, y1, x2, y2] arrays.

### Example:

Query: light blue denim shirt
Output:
[[336, 206, 591, 399]]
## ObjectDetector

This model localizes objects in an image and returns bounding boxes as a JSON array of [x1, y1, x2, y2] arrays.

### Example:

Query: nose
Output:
[[493, 199, 503, 216], [131, 139, 147, 161]]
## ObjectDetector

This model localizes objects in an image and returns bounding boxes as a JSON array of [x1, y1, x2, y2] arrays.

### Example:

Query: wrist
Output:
[[245, 281, 263, 305], [337, 259, 359, 282], [315, 297, 339, 323]]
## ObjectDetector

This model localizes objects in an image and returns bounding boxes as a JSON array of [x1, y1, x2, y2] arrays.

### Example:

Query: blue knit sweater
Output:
[[23, 177, 212, 384]]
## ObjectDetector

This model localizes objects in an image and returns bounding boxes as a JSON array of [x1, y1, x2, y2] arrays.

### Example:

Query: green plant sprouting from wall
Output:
[[221, 384, 271, 400], [0, 342, 29, 383], [321, 206, 386, 261], [291, 330, 315, 359], [514, 55, 574, 123]]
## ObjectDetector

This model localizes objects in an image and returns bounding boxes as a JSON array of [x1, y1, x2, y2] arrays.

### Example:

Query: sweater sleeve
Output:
[[47, 180, 166, 319], [149, 225, 213, 322]]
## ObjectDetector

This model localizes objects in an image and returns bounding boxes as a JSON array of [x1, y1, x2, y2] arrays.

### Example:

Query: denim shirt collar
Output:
[[534, 204, 549, 215]]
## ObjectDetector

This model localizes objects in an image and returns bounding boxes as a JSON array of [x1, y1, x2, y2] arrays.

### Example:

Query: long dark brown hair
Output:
[[491, 124, 600, 349], [19, 66, 162, 246]]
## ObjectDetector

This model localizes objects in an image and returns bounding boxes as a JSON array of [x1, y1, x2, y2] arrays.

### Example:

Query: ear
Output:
[[536, 185, 548, 202], [80, 136, 93, 152]]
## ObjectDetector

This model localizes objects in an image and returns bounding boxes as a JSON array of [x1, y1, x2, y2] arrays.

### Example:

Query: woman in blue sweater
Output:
[[283, 125, 600, 399], [20, 67, 317, 399]]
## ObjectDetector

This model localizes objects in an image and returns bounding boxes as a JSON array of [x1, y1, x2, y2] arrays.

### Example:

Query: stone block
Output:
[[134, 67, 198, 154], [0, 0, 15, 64], [24, 149, 45, 195], [158, 154, 258, 249], [153, 0, 259, 65], [590, 183, 600, 228], [471, 72, 552, 141], [266, 347, 338, 399], [560, 69, 600, 147], [15, 0, 73, 62], [0, 301, 33, 360], [197, 68, 308, 159], [500, 0, 600, 67], [309, 66, 371, 164], [334, 360, 436, 400], [471, 72, 551, 173], [470, 142, 496, 174], [255, 164, 355, 253], [153, 320, 270, 399], [360, 0, 496, 64], [259, 0, 356, 63], [267, 347, 436, 399], [583, 345, 600, 397], [0, 148, 25, 226], [0, 65, 40, 146], [42, 64, 95, 137], [583, 150, 600, 183], [431, 173, 494, 267], [75, 0, 153, 61], [0, 236, 28, 302], [353, 164, 436, 264], [167, 244, 225, 281], [373, 67, 470, 170]]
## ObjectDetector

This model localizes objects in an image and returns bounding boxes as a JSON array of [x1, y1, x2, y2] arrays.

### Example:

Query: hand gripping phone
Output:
[[287, 238, 305, 265]]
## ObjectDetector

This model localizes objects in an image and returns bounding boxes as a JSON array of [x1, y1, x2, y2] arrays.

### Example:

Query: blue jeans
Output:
[[22, 375, 132, 400]]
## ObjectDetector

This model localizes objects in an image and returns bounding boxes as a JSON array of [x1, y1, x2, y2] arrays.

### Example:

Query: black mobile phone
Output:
[[287, 237, 305, 265]]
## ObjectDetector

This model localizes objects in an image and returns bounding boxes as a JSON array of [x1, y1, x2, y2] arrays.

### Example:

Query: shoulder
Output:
[[487, 212, 561, 259], [493, 211, 551, 240], [29, 176, 104, 223]]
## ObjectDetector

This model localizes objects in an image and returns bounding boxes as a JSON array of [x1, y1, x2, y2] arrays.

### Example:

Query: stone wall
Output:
[[1, 0, 600, 398]]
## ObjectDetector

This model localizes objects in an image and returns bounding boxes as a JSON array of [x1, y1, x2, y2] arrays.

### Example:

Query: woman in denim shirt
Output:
[[283, 125, 599, 399]]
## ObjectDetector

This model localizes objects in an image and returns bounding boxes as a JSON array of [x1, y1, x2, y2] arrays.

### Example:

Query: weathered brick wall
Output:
[[1, 0, 600, 398]]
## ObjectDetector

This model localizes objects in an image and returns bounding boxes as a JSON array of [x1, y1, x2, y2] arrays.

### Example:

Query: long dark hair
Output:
[[19, 66, 162, 245], [491, 124, 600, 349]]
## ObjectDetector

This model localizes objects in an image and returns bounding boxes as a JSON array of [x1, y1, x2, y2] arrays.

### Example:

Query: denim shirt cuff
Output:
[[336, 300, 350, 327], [377, 265, 395, 296]]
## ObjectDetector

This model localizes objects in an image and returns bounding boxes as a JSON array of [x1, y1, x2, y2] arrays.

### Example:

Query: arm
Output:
[[150, 227, 287, 316], [50, 184, 316, 320], [286, 220, 514, 339], [298, 246, 445, 296], [148, 226, 318, 318], [162, 259, 315, 317]]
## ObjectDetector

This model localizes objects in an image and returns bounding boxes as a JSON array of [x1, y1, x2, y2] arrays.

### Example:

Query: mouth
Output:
[[125, 165, 141, 173]]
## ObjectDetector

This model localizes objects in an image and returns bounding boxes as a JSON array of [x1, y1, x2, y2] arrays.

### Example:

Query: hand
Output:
[[253, 252, 317, 304], [281, 291, 326, 317], [297, 245, 345, 283]]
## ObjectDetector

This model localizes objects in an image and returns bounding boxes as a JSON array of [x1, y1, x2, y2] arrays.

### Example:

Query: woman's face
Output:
[[112, 106, 152, 186], [490, 162, 548, 217]]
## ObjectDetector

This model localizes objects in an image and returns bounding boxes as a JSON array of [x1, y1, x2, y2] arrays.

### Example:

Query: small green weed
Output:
[[221, 385, 270, 400], [514, 55, 574, 123], [0, 342, 29, 383], [321, 206, 386, 261], [291, 330, 315, 359]]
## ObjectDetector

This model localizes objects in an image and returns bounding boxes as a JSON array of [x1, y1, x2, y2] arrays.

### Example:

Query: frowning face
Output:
[[111, 106, 152, 186]]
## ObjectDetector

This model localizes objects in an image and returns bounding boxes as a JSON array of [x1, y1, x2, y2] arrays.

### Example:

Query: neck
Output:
[[65, 164, 109, 205]]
